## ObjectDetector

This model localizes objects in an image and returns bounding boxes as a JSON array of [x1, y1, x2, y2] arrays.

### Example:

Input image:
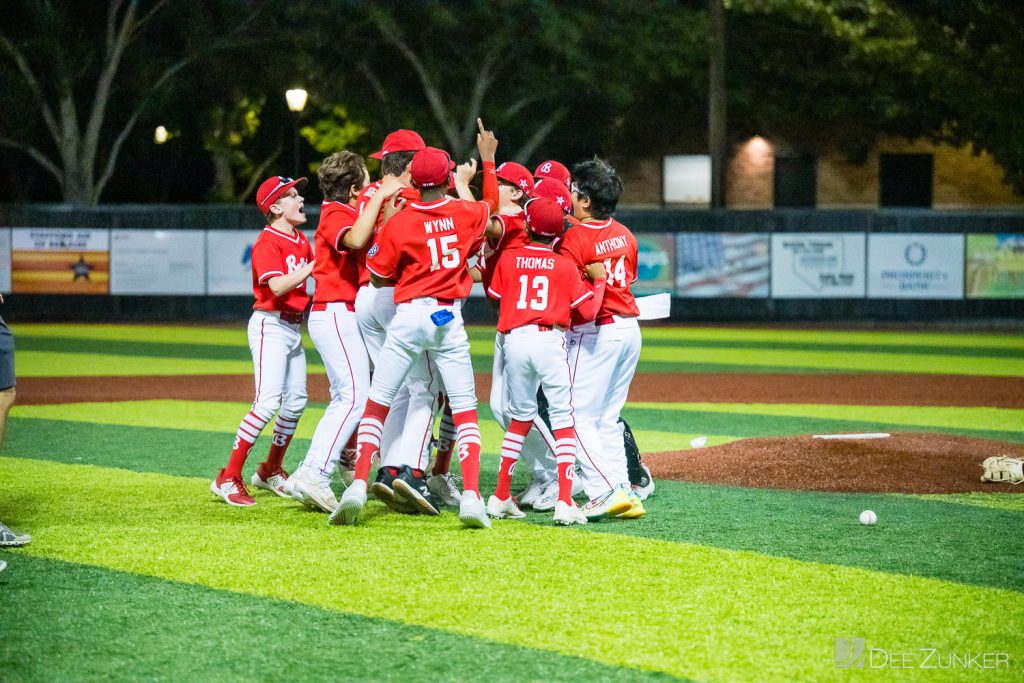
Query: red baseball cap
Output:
[[524, 197, 567, 238], [534, 160, 571, 186], [532, 179, 572, 214], [496, 162, 535, 196], [256, 176, 307, 212], [411, 147, 453, 188], [369, 129, 426, 160]]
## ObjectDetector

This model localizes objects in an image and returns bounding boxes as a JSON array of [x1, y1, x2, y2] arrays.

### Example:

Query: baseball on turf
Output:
[[859, 510, 877, 525]]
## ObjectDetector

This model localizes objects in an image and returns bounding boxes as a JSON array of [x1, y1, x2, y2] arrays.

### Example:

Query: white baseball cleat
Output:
[[251, 468, 290, 498], [634, 463, 655, 501], [284, 469, 316, 508], [292, 475, 340, 513], [486, 495, 526, 519], [458, 491, 491, 529], [515, 476, 550, 509], [427, 472, 462, 507], [553, 500, 588, 526], [330, 480, 366, 526], [531, 479, 560, 512]]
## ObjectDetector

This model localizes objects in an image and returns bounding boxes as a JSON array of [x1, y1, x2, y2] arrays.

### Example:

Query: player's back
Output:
[[370, 196, 489, 303], [489, 244, 592, 332], [557, 217, 639, 319]]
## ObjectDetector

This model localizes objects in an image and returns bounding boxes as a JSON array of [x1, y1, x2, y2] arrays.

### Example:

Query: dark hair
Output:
[[571, 157, 623, 219], [382, 150, 417, 177], [318, 151, 367, 202]]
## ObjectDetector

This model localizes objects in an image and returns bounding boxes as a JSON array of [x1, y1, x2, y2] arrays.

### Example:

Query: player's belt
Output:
[[507, 324, 560, 334], [277, 311, 305, 324], [596, 315, 615, 326], [311, 302, 355, 312]]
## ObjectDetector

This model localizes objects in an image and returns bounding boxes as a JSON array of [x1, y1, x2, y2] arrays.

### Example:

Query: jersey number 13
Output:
[[516, 275, 549, 311]]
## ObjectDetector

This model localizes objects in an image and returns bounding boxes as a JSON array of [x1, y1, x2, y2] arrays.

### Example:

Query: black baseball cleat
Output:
[[392, 466, 441, 516], [370, 466, 419, 514]]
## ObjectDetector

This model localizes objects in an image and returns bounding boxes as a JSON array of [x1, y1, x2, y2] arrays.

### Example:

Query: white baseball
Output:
[[690, 436, 707, 448], [859, 510, 877, 525]]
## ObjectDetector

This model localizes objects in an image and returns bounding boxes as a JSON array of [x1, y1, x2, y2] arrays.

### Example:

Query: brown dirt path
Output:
[[645, 433, 1024, 494], [16, 372, 1024, 407]]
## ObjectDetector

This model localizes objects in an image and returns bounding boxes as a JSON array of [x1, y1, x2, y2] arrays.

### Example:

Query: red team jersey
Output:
[[251, 226, 314, 314], [355, 180, 421, 286], [478, 212, 528, 291], [556, 217, 640, 319], [366, 196, 490, 303], [486, 244, 596, 333], [312, 201, 362, 303]]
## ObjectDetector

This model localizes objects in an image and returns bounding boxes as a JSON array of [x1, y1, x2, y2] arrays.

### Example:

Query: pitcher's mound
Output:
[[646, 432, 1024, 494]]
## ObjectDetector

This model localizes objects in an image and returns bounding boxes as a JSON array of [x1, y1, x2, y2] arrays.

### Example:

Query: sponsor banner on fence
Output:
[[206, 230, 258, 295], [867, 233, 963, 299], [110, 230, 206, 295], [676, 232, 769, 298], [11, 228, 110, 294], [965, 233, 1024, 299], [634, 234, 676, 295], [0, 229, 10, 292], [771, 233, 865, 298]]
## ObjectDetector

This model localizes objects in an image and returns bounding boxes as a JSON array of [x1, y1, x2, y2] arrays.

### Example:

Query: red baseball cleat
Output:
[[211, 469, 256, 506]]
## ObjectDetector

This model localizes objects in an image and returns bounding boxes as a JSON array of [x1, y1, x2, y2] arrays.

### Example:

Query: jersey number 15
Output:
[[427, 235, 460, 272]]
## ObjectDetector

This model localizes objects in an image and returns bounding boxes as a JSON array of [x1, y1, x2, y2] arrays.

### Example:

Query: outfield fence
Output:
[[1, 204, 1022, 322]]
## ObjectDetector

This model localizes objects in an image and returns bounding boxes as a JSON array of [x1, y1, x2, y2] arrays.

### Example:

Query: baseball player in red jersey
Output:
[[353, 130, 460, 513], [485, 197, 607, 525], [286, 152, 407, 513], [557, 158, 645, 520], [332, 146, 499, 529], [211, 176, 315, 506]]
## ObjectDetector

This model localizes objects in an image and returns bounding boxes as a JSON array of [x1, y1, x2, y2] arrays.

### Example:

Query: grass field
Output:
[[1, 323, 1022, 681]]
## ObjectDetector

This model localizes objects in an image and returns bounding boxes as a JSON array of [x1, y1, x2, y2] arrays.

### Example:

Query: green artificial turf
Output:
[[4, 457, 1023, 682], [0, 555, 677, 683]]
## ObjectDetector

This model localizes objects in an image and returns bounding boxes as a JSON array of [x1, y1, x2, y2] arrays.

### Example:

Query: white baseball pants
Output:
[[568, 316, 641, 498], [368, 299, 476, 415], [356, 284, 441, 470], [489, 332, 557, 483], [301, 305, 371, 477], [247, 310, 307, 423]]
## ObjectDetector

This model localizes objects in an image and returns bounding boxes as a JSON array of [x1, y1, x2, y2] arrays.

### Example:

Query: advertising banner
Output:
[[676, 232, 769, 298], [965, 233, 1024, 299], [867, 233, 963, 299], [206, 230, 259, 295], [110, 230, 206, 295], [11, 228, 110, 294], [771, 232, 865, 298], [633, 233, 676, 295], [0, 229, 10, 292]]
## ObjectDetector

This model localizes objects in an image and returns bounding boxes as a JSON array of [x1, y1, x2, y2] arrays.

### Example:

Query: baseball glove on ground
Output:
[[980, 456, 1024, 484]]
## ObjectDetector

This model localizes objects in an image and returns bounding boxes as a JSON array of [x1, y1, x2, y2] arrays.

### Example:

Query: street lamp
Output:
[[285, 88, 308, 178]]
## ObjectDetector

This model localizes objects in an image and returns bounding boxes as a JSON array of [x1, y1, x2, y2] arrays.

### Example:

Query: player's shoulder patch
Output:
[[367, 243, 379, 258]]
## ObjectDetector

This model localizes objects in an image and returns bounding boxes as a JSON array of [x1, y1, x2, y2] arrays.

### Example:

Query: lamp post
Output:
[[285, 88, 308, 178]]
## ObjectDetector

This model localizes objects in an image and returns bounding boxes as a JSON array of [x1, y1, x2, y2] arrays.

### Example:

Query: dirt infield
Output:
[[645, 433, 1024, 494], [17, 371, 1024, 408]]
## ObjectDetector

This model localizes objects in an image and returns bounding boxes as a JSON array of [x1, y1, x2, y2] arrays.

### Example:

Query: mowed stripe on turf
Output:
[[4, 416, 1023, 592], [3, 457, 1022, 682], [0, 555, 676, 682]]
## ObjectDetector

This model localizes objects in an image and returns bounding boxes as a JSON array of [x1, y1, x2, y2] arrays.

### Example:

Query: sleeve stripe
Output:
[[258, 270, 285, 283], [487, 287, 502, 299], [570, 290, 594, 308], [365, 264, 390, 279]]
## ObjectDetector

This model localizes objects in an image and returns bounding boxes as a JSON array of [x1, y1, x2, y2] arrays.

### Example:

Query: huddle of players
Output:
[[211, 120, 650, 529]]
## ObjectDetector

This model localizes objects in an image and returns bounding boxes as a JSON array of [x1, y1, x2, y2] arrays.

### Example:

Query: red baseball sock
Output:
[[225, 410, 269, 478], [354, 399, 390, 483], [452, 409, 482, 494], [495, 419, 532, 499], [554, 427, 577, 504], [432, 402, 455, 476], [264, 414, 299, 471]]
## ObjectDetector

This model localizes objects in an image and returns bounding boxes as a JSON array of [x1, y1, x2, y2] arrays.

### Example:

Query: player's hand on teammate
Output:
[[455, 159, 478, 185], [584, 261, 607, 281], [377, 177, 408, 222], [476, 118, 498, 162]]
